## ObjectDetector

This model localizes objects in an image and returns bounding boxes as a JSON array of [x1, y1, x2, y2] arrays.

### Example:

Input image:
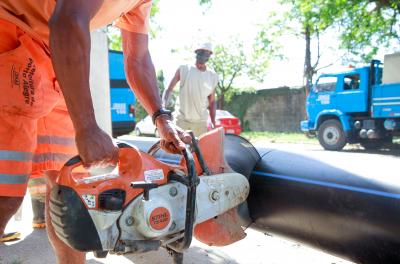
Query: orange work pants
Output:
[[0, 19, 77, 197]]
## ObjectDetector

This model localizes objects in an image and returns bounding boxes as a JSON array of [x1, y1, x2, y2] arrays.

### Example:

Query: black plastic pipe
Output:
[[249, 149, 400, 264], [120, 135, 400, 263]]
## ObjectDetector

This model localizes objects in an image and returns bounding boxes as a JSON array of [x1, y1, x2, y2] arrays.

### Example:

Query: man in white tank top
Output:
[[163, 43, 219, 136]]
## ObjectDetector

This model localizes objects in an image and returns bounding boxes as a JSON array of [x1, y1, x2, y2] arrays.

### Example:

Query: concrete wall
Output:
[[89, 29, 112, 135], [383, 52, 400, 84], [227, 87, 306, 132]]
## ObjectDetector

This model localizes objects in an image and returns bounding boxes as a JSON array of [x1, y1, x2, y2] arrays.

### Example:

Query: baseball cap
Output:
[[195, 42, 213, 54]]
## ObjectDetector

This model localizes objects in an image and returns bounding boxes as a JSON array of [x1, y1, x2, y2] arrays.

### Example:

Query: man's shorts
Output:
[[0, 19, 77, 197], [175, 117, 208, 137]]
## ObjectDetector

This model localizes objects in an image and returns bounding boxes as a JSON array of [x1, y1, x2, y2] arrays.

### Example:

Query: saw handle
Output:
[[64, 155, 83, 168], [63, 141, 133, 168], [147, 131, 210, 175], [57, 142, 133, 186]]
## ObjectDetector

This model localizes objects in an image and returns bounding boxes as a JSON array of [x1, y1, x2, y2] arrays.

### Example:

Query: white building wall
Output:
[[89, 29, 112, 135]]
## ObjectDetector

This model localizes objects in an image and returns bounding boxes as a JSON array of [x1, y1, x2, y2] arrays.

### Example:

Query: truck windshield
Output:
[[313, 76, 337, 93]]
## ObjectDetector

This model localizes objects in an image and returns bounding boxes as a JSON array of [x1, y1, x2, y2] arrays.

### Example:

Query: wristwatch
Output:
[[152, 108, 172, 124]]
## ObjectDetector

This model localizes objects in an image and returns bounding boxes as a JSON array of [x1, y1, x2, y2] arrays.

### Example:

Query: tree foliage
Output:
[[336, 0, 400, 62], [284, 0, 400, 61], [107, 0, 160, 51], [251, 16, 285, 83], [198, 0, 212, 6], [278, 0, 400, 93], [209, 42, 246, 109], [209, 37, 281, 108], [135, 69, 166, 121], [277, 0, 339, 93]]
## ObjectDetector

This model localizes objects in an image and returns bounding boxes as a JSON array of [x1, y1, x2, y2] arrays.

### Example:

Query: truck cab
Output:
[[302, 55, 400, 151], [307, 68, 369, 114]]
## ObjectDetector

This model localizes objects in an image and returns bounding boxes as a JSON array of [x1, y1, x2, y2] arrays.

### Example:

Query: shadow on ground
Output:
[[122, 246, 238, 264], [341, 143, 400, 157], [0, 228, 237, 264]]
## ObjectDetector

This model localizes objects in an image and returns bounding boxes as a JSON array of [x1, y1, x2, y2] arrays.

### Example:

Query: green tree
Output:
[[107, 0, 161, 51], [135, 69, 166, 121], [198, 0, 211, 4], [278, 0, 400, 93], [277, 0, 338, 94], [209, 42, 246, 109], [335, 0, 400, 62], [209, 38, 281, 109]]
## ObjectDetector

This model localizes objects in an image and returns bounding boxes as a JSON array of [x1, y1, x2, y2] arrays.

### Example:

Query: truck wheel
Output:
[[318, 120, 347, 151]]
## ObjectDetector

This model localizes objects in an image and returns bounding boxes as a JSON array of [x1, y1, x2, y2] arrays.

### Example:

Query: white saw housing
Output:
[[119, 172, 249, 240]]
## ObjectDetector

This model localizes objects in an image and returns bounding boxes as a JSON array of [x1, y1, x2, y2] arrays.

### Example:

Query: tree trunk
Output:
[[218, 92, 225, 109], [304, 25, 313, 96]]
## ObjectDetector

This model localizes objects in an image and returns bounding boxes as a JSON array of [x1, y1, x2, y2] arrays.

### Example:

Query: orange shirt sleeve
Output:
[[115, 0, 152, 34]]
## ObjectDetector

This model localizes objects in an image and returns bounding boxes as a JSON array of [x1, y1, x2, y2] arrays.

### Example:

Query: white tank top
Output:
[[175, 65, 219, 122]]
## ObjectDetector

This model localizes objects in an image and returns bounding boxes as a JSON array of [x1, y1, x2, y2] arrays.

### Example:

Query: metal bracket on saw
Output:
[[147, 133, 203, 263]]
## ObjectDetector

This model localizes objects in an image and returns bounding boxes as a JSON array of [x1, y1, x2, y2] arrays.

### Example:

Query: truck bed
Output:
[[372, 83, 400, 118]]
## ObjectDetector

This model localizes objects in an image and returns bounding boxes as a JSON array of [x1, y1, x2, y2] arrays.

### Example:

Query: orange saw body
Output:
[[49, 128, 249, 260]]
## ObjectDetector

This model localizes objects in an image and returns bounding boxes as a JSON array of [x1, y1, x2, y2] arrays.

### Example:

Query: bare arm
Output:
[[49, 0, 102, 133], [121, 30, 162, 116], [49, 0, 118, 167], [122, 30, 190, 153], [162, 68, 180, 108], [208, 91, 216, 128]]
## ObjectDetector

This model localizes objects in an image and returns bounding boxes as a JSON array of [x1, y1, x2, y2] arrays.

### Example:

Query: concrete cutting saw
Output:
[[49, 128, 249, 263]]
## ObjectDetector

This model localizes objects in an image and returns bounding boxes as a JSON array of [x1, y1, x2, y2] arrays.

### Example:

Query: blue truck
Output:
[[108, 50, 136, 137], [301, 53, 400, 150]]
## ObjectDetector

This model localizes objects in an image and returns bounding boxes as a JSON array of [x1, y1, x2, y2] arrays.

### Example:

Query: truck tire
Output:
[[318, 120, 347, 151]]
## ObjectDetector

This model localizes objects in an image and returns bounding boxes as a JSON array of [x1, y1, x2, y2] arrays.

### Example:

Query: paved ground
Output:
[[1, 197, 351, 264], [2, 137, 398, 264]]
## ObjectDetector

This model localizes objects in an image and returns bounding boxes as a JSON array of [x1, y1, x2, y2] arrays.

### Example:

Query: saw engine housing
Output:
[[49, 129, 249, 255]]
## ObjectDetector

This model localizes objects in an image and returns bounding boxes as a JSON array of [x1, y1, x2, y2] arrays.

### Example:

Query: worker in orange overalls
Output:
[[0, 1, 190, 263]]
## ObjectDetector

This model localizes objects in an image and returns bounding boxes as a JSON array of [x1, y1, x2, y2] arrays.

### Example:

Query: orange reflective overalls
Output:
[[0, 0, 151, 199]]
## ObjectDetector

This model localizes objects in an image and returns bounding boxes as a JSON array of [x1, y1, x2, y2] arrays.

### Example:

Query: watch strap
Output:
[[152, 108, 172, 124]]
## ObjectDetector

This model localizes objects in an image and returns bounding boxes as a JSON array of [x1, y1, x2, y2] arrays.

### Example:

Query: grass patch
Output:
[[240, 133, 400, 146], [240, 131, 318, 144]]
